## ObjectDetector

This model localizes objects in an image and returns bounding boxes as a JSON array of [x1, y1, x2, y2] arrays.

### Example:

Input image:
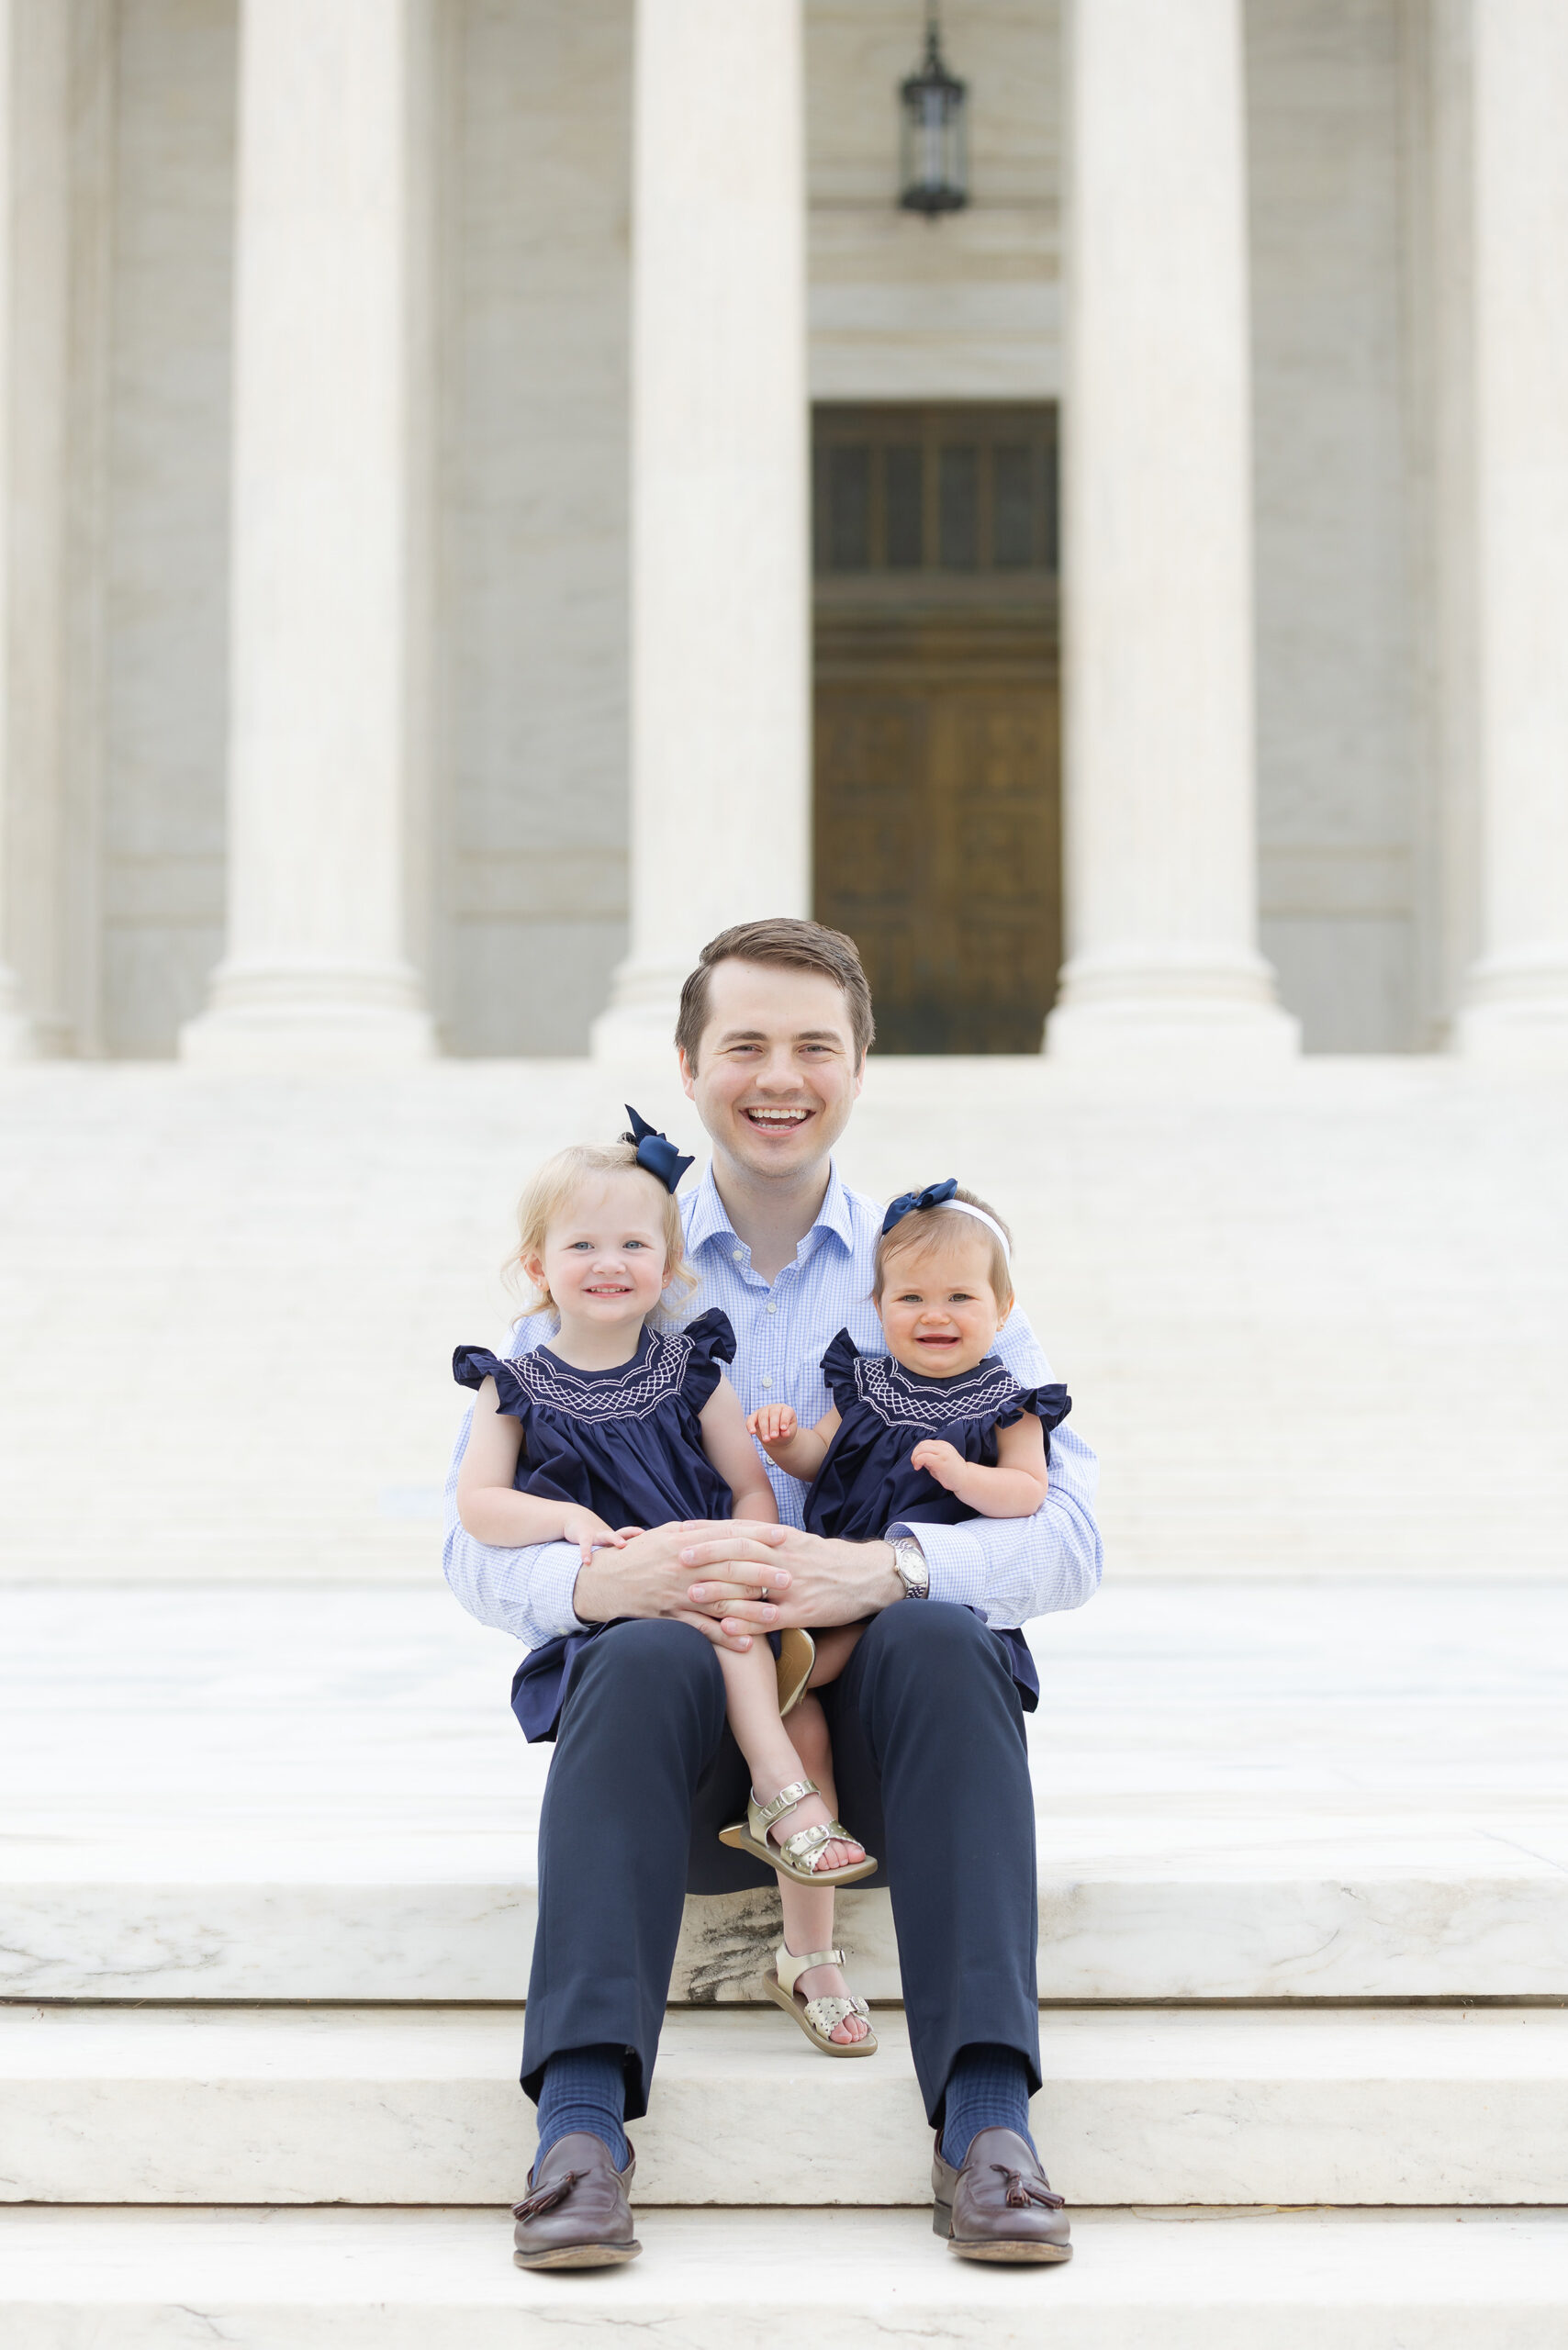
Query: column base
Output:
[[0, 970, 43, 1061], [180, 961, 436, 1073], [588, 957, 688, 1069], [1045, 953, 1301, 1066], [1452, 953, 1568, 1065]]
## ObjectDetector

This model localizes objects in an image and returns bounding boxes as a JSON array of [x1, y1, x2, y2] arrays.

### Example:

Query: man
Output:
[[443, 918, 1102, 2267]]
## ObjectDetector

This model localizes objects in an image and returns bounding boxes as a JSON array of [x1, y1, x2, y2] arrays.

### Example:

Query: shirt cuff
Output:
[[529, 1540, 591, 1640], [887, 1519, 989, 1613]]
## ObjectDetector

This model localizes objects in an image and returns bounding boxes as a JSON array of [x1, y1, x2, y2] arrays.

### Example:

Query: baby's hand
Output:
[[561, 1509, 628, 1567], [911, 1438, 966, 1492], [747, 1404, 799, 1449]]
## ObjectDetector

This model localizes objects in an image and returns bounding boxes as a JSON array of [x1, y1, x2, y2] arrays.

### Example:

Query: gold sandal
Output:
[[717, 1779, 878, 1886], [765, 1942, 878, 2059], [775, 1628, 815, 1718]]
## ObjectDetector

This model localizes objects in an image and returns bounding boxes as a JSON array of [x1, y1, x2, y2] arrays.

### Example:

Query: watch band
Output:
[[890, 1534, 930, 1599]]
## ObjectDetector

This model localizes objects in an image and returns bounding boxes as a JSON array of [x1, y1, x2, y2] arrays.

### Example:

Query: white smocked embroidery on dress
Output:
[[855, 1352, 1021, 1433], [501, 1329, 697, 1426], [442, 1161, 1103, 1649]]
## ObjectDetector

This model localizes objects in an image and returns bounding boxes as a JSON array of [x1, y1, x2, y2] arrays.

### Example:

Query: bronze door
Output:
[[812, 405, 1060, 1055]]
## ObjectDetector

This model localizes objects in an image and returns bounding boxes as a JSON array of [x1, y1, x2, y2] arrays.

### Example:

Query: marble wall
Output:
[[1247, 0, 1424, 1050], [806, 0, 1060, 399], [433, 0, 632, 1057], [100, 0, 235, 1057]]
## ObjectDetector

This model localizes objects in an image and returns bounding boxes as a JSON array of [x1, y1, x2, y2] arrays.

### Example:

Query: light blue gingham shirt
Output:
[[441, 1161, 1103, 1646]]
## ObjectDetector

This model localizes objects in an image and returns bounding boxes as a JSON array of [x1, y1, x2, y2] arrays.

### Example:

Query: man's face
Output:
[[680, 958, 864, 1182]]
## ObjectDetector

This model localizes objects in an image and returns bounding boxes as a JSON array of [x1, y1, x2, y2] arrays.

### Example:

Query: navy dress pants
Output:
[[520, 1600, 1041, 2125]]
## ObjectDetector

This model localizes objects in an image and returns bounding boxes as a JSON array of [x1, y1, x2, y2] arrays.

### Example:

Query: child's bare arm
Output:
[[455, 1376, 630, 1563], [745, 1401, 840, 1483], [700, 1378, 782, 1522], [910, 1411, 1050, 1519]]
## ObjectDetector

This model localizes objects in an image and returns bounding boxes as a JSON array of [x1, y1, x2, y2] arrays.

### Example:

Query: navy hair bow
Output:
[[624, 1104, 695, 1195], [881, 1177, 958, 1235]]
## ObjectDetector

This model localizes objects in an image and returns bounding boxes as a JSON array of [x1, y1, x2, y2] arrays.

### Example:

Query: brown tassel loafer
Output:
[[512, 2131, 641, 2269], [931, 2126, 1072, 2264]]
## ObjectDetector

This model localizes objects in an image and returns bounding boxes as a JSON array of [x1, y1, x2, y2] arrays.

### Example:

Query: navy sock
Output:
[[532, 2044, 629, 2171], [939, 2043, 1036, 2170]]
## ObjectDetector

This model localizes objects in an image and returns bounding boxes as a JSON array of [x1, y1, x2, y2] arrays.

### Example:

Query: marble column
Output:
[[590, 0, 809, 1062], [1047, 0, 1297, 1062], [182, 0, 434, 1069], [1453, 0, 1568, 1061], [0, 0, 73, 1059]]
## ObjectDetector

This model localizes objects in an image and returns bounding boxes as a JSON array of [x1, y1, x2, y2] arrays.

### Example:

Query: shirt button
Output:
[[766, 1303, 778, 1315], [732, 1248, 744, 1262], [761, 1376, 773, 1389]]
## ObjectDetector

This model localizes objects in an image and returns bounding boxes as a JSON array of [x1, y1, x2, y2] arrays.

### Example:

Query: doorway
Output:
[[812, 404, 1061, 1054]]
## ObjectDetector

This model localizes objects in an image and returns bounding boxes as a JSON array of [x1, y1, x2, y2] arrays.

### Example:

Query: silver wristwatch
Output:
[[890, 1534, 930, 1600]]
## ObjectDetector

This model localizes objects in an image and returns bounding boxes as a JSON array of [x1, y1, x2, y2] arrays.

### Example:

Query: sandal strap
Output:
[[775, 1942, 845, 1995], [801, 1995, 870, 2037], [750, 1779, 818, 1834], [776, 1818, 860, 1874]]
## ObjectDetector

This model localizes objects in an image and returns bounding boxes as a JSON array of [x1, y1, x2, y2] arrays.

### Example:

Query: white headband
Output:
[[938, 1199, 1012, 1263], [884, 1193, 1012, 1264]]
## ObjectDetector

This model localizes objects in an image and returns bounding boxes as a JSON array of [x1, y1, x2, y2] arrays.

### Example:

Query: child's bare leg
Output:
[[715, 1640, 863, 1875], [777, 1692, 869, 2043], [807, 1622, 867, 1687]]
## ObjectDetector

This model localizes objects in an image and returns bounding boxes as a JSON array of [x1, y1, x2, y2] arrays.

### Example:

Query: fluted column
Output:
[[0, 0, 72, 1059], [1453, 0, 1568, 1061], [591, 0, 809, 1061], [1047, 0, 1296, 1062], [182, 0, 434, 1069]]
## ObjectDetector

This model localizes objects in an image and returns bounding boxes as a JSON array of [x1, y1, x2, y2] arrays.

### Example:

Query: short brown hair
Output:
[[675, 918, 875, 1069], [873, 1185, 1014, 1309]]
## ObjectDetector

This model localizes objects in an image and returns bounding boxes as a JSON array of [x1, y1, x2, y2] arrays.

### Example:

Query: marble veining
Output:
[[0, 2204, 1564, 2350], [2, 2004, 1564, 2208]]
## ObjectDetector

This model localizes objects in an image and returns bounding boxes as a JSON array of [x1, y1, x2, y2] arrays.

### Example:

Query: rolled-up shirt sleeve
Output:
[[890, 1303, 1103, 1625]]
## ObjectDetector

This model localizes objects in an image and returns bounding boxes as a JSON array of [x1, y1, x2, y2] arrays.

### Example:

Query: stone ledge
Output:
[[7, 1840, 1567, 2004], [3, 2004, 1565, 2208], [2, 2205, 1565, 2350]]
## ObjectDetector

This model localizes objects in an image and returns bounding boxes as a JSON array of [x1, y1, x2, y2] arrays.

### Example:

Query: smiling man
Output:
[[442, 917, 1103, 2270]]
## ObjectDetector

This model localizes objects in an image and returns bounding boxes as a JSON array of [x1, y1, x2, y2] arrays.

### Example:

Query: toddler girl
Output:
[[453, 1112, 878, 2059], [748, 1180, 1072, 1711]]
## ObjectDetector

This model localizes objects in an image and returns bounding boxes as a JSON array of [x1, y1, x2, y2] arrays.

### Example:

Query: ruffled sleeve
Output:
[[452, 1344, 532, 1420], [677, 1306, 737, 1411], [453, 1343, 504, 1391], [996, 1381, 1072, 1458], [819, 1327, 864, 1417]]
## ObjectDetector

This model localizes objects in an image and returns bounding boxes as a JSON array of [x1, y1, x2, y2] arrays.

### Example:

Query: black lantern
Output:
[[899, 4, 969, 218]]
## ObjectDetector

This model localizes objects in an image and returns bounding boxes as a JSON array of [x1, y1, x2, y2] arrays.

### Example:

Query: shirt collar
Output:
[[686, 1159, 857, 1262]]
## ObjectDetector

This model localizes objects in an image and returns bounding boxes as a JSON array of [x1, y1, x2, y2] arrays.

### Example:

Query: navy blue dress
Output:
[[802, 1329, 1072, 1712], [454, 1307, 739, 1741]]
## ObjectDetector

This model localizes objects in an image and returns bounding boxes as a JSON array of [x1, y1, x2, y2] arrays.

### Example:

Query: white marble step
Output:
[[4, 2004, 1565, 2209], [3, 2205, 1565, 2350], [7, 1583, 1566, 2003], [6, 1058, 1567, 1583], [11, 1829, 1564, 2005]]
